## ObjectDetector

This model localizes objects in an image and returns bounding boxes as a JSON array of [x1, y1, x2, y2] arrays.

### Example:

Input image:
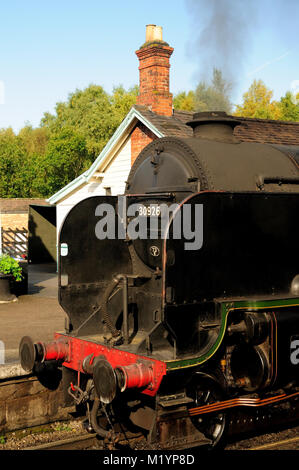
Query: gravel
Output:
[[0, 420, 86, 450], [226, 424, 299, 450]]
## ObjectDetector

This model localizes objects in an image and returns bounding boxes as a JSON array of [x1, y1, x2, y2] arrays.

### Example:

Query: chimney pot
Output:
[[146, 24, 163, 43]]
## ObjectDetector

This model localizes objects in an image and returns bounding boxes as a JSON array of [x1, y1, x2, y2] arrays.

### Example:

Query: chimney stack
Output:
[[136, 25, 174, 116]]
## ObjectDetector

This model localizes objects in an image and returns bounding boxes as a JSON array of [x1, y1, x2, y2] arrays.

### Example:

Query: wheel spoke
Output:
[[188, 379, 227, 447], [203, 390, 211, 403]]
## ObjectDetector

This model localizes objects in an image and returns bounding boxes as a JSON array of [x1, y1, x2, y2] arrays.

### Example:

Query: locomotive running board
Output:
[[188, 390, 299, 416]]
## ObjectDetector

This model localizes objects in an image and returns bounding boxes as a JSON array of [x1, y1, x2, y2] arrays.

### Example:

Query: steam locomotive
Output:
[[20, 112, 299, 449]]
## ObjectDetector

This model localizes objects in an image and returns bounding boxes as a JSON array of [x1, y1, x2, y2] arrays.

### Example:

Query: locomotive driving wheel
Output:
[[187, 372, 228, 448]]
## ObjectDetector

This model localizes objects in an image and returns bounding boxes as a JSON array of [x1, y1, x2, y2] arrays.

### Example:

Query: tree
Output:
[[194, 68, 233, 113], [0, 128, 46, 197], [111, 85, 139, 119], [18, 125, 48, 156], [278, 91, 299, 121], [235, 80, 281, 120], [41, 84, 138, 160], [0, 128, 26, 197], [36, 128, 89, 196], [0, 83, 139, 198], [173, 91, 195, 111]]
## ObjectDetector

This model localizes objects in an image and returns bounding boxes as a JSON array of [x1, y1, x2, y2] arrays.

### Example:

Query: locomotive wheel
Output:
[[187, 373, 228, 448]]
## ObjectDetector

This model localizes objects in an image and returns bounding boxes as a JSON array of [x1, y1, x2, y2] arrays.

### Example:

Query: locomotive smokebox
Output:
[[186, 111, 241, 143]]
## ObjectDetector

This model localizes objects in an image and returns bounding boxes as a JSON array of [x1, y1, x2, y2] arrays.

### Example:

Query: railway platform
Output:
[[0, 263, 65, 367]]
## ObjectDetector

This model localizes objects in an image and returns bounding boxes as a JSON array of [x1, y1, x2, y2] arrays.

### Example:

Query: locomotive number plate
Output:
[[138, 205, 161, 217]]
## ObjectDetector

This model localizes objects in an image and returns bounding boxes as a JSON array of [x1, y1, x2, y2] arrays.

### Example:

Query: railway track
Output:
[[249, 436, 299, 450], [20, 423, 299, 451], [23, 432, 146, 450], [23, 434, 100, 450], [1, 378, 297, 451], [226, 422, 299, 450], [22, 432, 299, 451]]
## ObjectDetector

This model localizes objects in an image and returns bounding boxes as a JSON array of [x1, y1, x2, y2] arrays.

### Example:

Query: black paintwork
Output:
[[164, 192, 299, 304], [58, 120, 299, 393]]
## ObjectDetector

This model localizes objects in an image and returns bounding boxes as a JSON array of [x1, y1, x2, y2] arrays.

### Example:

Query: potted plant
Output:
[[0, 255, 23, 303]]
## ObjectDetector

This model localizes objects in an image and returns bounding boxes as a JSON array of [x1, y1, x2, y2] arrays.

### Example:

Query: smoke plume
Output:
[[185, 0, 258, 88]]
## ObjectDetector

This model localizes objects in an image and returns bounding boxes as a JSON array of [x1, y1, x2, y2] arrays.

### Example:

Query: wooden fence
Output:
[[1, 228, 28, 258]]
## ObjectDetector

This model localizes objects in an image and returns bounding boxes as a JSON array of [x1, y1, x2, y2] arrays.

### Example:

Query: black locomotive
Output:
[[20, 112, 299, 449]]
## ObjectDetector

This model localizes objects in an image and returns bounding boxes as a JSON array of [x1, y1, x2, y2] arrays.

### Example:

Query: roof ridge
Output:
[[235, 115, 299, 126], [134, 105, 299, 126]]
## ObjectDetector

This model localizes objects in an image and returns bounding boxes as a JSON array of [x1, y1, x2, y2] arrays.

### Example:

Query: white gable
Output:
[[47, 106, 163, 206], [49, 106, 164, 241], [56, 137, 131, 238], [100, 136, 131, 195]]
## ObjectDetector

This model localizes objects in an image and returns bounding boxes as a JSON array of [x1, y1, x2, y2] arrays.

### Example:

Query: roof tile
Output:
[[134, 105, 299, 145]]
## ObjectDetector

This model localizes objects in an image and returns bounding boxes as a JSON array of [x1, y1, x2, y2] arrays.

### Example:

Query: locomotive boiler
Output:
[[19, 112, 299, 449]]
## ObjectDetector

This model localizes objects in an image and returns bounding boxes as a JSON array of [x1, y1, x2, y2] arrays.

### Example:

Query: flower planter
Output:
[[0, 275, 17, 303], [0, 255, 23, 302], [9, 260, 28, 297]]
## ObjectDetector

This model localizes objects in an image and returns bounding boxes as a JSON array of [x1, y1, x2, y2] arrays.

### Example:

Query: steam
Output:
[[185, 0, 258, 88]]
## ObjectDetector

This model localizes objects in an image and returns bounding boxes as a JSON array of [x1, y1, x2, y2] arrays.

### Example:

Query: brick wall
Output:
[[0, 200, 49, 257], [131, 122, 158, 166], [0, 199, 49, 232], [130, 32, 174, 166], [136, 43, 174, 117], [1, 213, 28, 231]]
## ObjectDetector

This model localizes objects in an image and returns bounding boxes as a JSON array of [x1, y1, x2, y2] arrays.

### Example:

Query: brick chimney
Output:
[[136, 25, 174, 116]]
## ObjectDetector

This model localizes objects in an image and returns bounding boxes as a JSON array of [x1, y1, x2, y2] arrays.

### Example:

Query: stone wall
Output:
[[0, 372, 73, 433]]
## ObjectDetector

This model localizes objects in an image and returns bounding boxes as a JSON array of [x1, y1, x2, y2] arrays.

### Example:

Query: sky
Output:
[[0, 0, 298, 132]]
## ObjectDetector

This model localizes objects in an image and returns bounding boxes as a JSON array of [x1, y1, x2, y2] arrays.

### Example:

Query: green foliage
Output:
[[235, 80, 281, 119], [41, 84, 138, 160], [0, 84, 138, 198], [194, 68, 233, 113], [173, 69, 232, 113], [278, 91, 299, 121], [0, 255, 23, 281], [36, 128, 89, 196], [235, 81, 299, 122], [173, 91, 195, 111], [0, 129, 29, 197], [0, 127, 49, 197], [53, 423, 72, 432], [18, 125, 48, 156], [0, 76, 298, 201]]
